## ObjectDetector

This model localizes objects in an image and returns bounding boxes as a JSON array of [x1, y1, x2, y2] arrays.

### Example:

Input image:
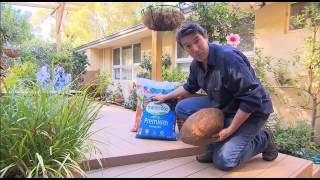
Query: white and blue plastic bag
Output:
[[135, 78, 180, 141]]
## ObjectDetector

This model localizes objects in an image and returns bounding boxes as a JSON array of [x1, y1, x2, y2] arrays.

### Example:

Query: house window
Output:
[[177, 44, 189, 59], [176, 43, 192, 74], [133, 44, 141, 63], [289, 2, 320, 30], [133, 43, 141, 79], [113, 68, 120, 80], [112, 43, 141, 80], [121, 45, 132, 80], [177, 62, 191, 74], [113, 48, 121, 80]]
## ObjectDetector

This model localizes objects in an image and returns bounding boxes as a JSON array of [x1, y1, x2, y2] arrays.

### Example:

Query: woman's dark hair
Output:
[[176, 21, 207, 48]]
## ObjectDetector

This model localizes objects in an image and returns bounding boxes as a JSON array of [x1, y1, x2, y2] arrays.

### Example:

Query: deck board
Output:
[[83, 105, 204, 170], [117, 156, 195, 178], [220, 153, 287, 178], [313, 164, 320, 178], [88, 160, 165, 178], [87, 153, 313, 178], [83, 105, 314, 178], [150, 159, 212, 178], [256, 154, 313, 178]]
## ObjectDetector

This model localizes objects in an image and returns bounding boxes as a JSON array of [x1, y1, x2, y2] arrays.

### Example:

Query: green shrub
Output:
[[70, 51, 89, 80], [0, 82, 103, 177], [162, 53, 171, 69], [20, 38, 56, 66], [122, 85, 137, 111], [137, 54, 152, 79], [51, 52, 73, 75], [162, 68, 188, 83], [2, 61, 38, 89], [268, 117, 320, 163], [95, 70, 112, 99]]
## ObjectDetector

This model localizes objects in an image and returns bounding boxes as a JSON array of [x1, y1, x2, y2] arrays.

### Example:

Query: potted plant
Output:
[[114, 93, 124, 105], [141, 4, 185, 31], [114, 82, 124, 105]]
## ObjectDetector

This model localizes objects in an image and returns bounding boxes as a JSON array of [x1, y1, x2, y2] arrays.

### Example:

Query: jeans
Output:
[[175, 96, 269, 171]]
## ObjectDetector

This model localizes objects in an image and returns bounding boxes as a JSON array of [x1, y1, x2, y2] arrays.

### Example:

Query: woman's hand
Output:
[[152, 94, 168, 104]]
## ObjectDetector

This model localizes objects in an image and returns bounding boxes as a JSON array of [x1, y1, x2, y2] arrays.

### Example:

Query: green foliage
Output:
[[114, 82, 124, 98], [162, 68, 188, 83], [95, 70, 112, 99], [0, 4, 32, 57], [70, 51, 89, 80], [290, 2, 320, 31], [142, 4, 177, 13], [61, 2, 144, 48], [0, 82, 103, 178], [270, 118, 320, 163], [20, 38, 56, 66], [140, 54, 152, 71], [290, 2, 320, 91], [289, 2, 320, 137], [122, 85, 137, 111], [271, 58, 296, 86], [137, 54, 152, 79], [250, 48, 272, 86], [137, 53, 187, 82], [2, 61, 38, 89], [161, 53, 187, 82], [161, 53, 172, 69], [104, 89, 117, 104], [187, 2, 254, 44], [51, 52, 73, 74], [19, 39, 89, 86]]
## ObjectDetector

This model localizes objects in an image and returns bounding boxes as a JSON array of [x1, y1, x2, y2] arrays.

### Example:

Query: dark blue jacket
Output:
[[183, 43, 274, 116]]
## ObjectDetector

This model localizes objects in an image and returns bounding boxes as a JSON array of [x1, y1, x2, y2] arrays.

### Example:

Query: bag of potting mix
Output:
[[132, 78, 180, 141]]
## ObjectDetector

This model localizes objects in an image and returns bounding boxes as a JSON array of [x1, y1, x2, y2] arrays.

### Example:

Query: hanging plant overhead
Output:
[[141, 5, 185, 31], [3, 45, 22, 58]]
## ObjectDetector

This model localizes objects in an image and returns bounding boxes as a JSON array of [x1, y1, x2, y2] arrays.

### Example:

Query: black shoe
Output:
[[196, 151, 213, 163], [262, 128, 278, 161]]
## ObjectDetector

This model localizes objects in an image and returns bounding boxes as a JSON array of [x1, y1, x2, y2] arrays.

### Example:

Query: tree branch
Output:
[[288, 105, 312, 110], [268, 86, 313, 96]]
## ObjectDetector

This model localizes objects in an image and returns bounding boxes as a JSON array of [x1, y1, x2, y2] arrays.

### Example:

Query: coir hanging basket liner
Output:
[[141, 6, 185, 31]]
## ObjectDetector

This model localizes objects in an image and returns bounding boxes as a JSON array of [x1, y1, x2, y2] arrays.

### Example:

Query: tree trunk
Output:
[[312, 96, 320, 146]]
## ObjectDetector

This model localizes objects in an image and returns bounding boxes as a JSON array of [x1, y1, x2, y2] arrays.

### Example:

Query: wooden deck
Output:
[[82, 105, 316, 178]]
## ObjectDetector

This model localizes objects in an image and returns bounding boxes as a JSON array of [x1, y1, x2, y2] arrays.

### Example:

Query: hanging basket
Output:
[[141, 5, 185, 31], [3, 48, 22, 58]]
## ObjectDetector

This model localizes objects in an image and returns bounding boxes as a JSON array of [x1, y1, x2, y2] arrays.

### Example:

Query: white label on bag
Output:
[[146, 102, 170, 115]]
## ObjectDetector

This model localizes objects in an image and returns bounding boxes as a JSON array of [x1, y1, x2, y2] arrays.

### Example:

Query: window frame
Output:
[[287, 2, 320, 32], [175, 43, 192, 73], [112, 42, 141, 80], [112, 48, 121, 80], [288, 2, 306, 31], [174, 42, 255, 73]]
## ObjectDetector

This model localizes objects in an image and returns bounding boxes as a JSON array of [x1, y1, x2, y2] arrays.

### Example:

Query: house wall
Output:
[[140, 31, 177, 66], [255, 2, 318, 124], [255, 2, 311, 70], [162, 31, 177, 67], [141, 36, 152, 57], [103, 48, 112, 73], [85, 48, 103, 71]]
